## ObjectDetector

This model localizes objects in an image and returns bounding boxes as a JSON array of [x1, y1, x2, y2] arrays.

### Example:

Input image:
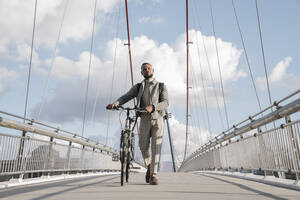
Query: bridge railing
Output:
[[179, 90, 300, 181], [0, 112, 129, 181]]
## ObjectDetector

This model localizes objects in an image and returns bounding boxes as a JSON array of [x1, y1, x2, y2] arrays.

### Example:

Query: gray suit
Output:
[[114, 78, 169, 174]]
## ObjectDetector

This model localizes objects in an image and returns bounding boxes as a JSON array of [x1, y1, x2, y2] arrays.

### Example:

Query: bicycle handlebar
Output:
[[113, 105, 148, 113], [112, 105, 146, 132]]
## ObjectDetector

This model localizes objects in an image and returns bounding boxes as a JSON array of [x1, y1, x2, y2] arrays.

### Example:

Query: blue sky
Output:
[[0, 0, 299, 161]]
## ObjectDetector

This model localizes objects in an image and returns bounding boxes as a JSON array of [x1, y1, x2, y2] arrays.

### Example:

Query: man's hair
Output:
[[141, 62, 152, 69]]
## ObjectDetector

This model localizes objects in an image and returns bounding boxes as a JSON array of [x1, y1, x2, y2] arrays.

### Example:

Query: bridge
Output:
[[1, 0, 300, 199], [1, 173, 300, 200], [1, 90, 300, 199]]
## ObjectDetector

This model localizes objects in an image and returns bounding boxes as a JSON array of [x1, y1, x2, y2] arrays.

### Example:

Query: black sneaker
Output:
[[150, 175, 158, 185], [145, 165, 150, 183]]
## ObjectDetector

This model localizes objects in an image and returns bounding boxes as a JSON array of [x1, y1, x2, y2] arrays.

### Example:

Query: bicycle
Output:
[[111, 105, 146, 186]]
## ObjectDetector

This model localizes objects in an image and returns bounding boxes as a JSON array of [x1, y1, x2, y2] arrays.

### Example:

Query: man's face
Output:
[[141, 64, 154, 79]]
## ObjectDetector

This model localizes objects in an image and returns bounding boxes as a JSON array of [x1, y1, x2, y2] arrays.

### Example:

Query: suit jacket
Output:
[[114, 78, 169, 119]]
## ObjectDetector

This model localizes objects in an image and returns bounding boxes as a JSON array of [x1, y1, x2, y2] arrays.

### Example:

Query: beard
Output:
[[143, 73, 153, 79]]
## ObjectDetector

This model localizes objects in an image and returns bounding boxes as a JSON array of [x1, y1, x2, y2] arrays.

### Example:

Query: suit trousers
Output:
[[138, 115, 164, 175]]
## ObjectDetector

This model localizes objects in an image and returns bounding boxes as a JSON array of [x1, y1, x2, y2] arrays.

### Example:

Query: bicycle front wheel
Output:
[[120, 136, 127, 186], [126, 151, 130, 182], [126, 133, 134, 182]]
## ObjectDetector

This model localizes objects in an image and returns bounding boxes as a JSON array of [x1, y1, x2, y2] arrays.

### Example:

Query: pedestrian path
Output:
[[1, 172, 300, 200]]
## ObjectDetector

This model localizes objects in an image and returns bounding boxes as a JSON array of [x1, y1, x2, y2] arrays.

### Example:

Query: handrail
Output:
[[216, 89, 299, 141], [182, 90, 300, 165], [0, 116, 118, 155], [0, 110, 105, 146]]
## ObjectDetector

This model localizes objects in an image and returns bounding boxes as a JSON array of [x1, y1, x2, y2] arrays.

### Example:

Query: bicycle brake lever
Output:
[[117, 105, 124, 110]]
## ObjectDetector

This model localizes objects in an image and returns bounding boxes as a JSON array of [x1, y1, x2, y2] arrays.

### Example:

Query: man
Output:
[[106, 63, 169, 185]]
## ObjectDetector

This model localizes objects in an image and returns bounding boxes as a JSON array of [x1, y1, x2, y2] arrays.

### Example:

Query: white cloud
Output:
[[133, 0, 145, 6], [185, 31, 246, 85], [32, 31, 244, 123], [43, 51, 103, 80], [133, 0, 162, 6], [26, 31, 245, 160], [152, 16, 165, 24], [152, 0, 162, 5], [0, 0, 119, 55], [138, 16, 165, 24], [16, 42, 41, 65], [138, 17, 151, 23], [0, 66, 19, 95], [269, 56, 292, 83], [168, 117, 212, 163], [256, 56, 296, 90]]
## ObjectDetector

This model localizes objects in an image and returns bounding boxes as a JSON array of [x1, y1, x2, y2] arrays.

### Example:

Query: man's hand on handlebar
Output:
[[106, 104, 116, 110], [145, 105, 154, 113]]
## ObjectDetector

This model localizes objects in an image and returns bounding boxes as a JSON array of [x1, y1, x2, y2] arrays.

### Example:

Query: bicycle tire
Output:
[[126, 151, 130, 182], [126, 132, 134, 182], [120, 135, 126, 186]]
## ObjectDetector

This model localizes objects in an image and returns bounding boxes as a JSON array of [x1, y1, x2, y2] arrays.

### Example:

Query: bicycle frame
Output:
[[117, 106, 144, 186], [120, 109, 135, 163], [109, 105, 146, 186]]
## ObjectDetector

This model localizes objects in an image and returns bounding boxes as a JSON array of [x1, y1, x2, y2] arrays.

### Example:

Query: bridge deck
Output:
[[1, 172, 300, 200]]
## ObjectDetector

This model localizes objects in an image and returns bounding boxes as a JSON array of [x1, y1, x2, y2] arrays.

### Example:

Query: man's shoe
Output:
[[150, 175, 158, 185], [145, 165, 150, 183]]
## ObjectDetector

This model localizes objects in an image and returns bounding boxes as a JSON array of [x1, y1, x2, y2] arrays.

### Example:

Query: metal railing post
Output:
[[18, 131, 27, 180], [256, 127, 267, 178], [92, 148, 95, 172], [80, 145, 85, 172], [47, 137, 54, 177], [256, 127, 263, 169], [65, 141, 72, 174], [285, 115, 299, 183], [164, 110, 176, 172]]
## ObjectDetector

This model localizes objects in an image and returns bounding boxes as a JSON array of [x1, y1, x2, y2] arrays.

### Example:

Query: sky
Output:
[[0, 0, 299, 165]]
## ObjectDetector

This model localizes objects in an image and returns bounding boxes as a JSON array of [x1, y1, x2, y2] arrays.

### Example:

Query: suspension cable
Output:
[[185, 1, 211, 158], [189, 3, 210, 138], [188, 37, 212, 136], [37, 0, 70, 121], [124, 50, 130, 92], [90, 0, 120, 124], [194, 33, 212, 136], [104, 0, 122, 145], [231, 0, 262, 112], [189, 42, 215, 147], [124, 0, 141, 147], [209, 0, 230, 129], [91, 0, 117, 125], [82, 0, 97, 136], [255, 0, 273, 109], [188, 111, 196, 154], [191, 0, 225, 131], [189, 62, 208, 134], [190, 73, 209, 134], [24, 0, 38, 123], [189, 60, 207, 143], [183, 0, 190, 161], [124, 0, 135, 88]]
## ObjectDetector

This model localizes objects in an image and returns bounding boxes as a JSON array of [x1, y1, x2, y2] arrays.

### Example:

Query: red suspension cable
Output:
[[184, 0, 189, 161], [124, 0, 136, 107], [124, 0, 135, 88]]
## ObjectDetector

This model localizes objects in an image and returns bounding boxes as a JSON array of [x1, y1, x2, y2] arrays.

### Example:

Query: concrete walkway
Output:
[[1, 172, 300, 200]]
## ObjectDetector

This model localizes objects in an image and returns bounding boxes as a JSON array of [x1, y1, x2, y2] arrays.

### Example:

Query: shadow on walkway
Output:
[[197, 173, 288, 200], [0, 175, 119, 199]]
